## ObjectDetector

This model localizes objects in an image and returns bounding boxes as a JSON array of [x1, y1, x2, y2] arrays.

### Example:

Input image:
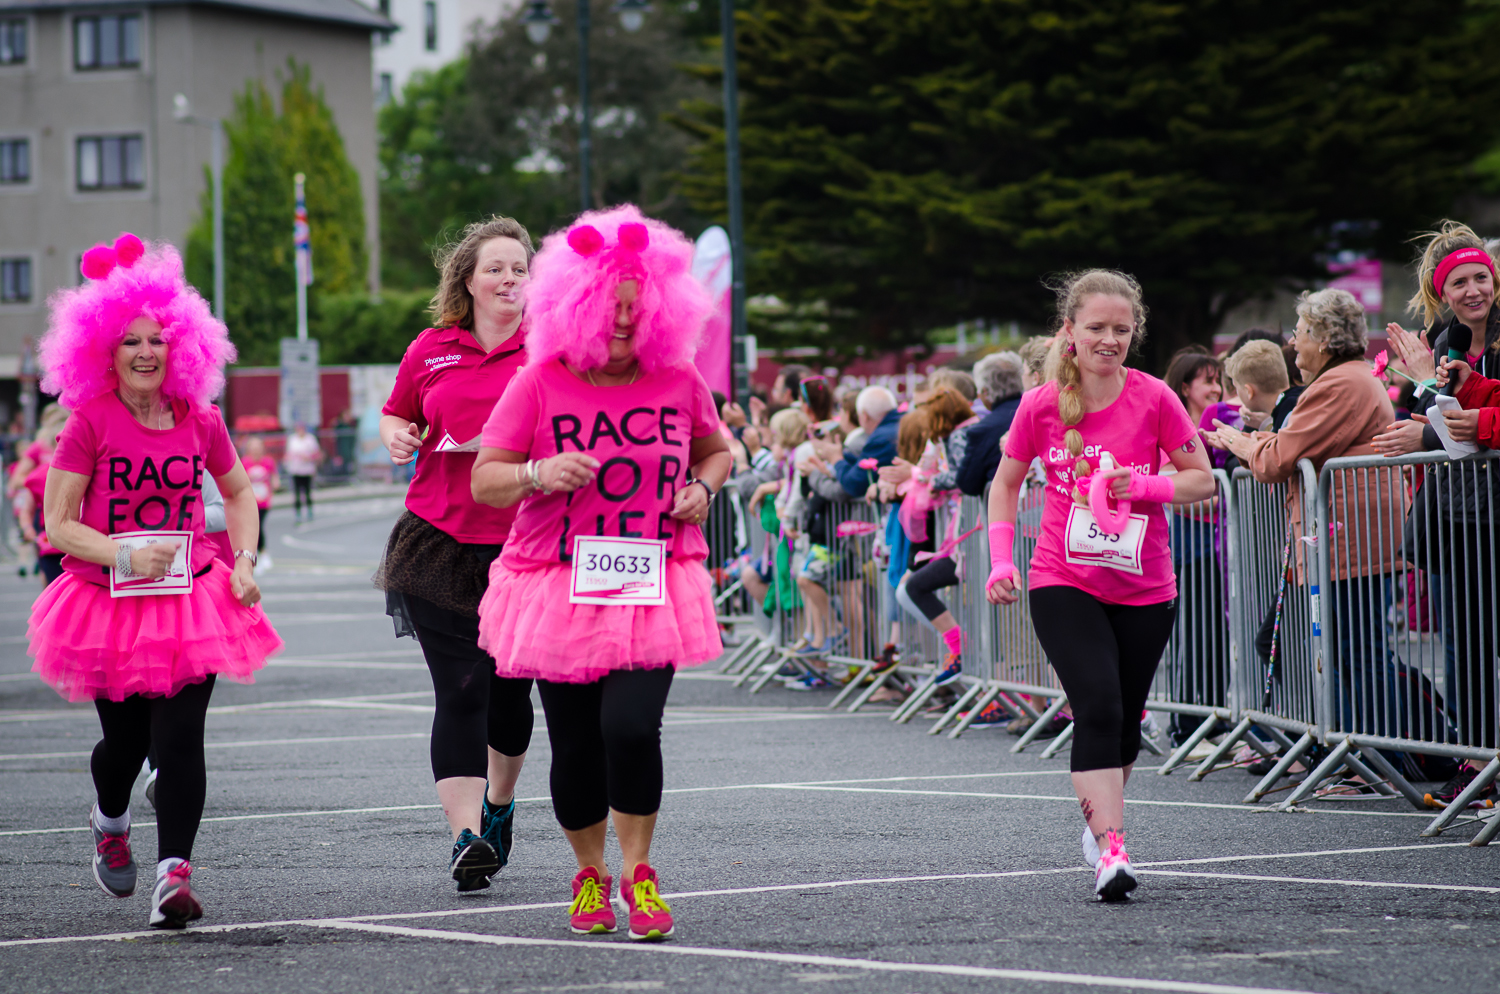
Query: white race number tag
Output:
[[110, 531, 194, 597], [1064, 504, 1148, 576], [569, 536, 667, 606]]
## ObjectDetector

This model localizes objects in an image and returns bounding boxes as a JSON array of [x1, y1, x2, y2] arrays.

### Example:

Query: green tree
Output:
[[186, 61, 367, 365], [682, 0, 1500, 367]]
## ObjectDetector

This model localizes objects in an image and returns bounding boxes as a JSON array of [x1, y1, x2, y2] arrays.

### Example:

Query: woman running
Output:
[[985, 270, 1214, 901], [28, 233, 282, 928], [473, 205, 730, 941], [373, 216, 537, 892]]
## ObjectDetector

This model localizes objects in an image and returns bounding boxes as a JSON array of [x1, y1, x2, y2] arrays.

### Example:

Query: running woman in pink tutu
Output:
[[472, 205, 730, 941], [373, 216, 536, 892], [985, 270, 1214, 902], [28, 233, 283, 929]]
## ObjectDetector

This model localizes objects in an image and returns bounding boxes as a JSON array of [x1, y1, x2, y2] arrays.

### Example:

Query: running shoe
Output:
[[1423, 765, 1499, 810], [481, 793, 516, 868], [963, 700, 1009, 729], [1093, 830, 1137, 902], [791, 639, 827, 658], [149, 862, 203, 929], [870, 644, 900, 675], [89, 807, 136, 898], [144, 767, 158, 812], [786, 672, 829, 691], [620, 864, 674, 941], [449, 829, 499, 892], [569, 867, 617, 934], [932, 652, 963, 687], [1082, 826, 1101, 868]]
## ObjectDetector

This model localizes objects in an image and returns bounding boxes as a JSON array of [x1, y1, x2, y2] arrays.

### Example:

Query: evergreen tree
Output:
[[682, 0, 1500, 366], [186, 61, 367, 365]]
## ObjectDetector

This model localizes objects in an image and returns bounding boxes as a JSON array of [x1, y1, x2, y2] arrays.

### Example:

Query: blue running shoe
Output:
[[933, 652, 963, 687], [482, 793, 516, 868], [450, 829, 499, 892], [786, 672, 829, 691]]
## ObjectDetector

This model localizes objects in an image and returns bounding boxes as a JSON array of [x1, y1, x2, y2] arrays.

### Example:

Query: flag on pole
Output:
[[691, 226, 732, 396], [293, 173, 313, 286]]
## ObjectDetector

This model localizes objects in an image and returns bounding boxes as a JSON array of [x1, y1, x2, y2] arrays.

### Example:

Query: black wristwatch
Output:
[[690, 479, 717, 504]]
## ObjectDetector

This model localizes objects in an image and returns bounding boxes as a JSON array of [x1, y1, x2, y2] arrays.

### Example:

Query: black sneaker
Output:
[[89, 807, 136, 898], [450, 829, 499, 892], [1423, 765, 1498, 810], [481, 794, 516, 869], [870, 644, 900, 675]]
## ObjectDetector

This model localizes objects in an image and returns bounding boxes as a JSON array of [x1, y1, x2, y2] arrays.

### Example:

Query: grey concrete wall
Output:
[[0, 4, 380, 374]]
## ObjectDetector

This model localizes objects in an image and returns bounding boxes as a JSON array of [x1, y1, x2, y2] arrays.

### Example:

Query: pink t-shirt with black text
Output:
[[1004, 369, 1197, 605], [50, 393, 240, 585], [481, 359, 719, 571], [384, 326, 527, 544]]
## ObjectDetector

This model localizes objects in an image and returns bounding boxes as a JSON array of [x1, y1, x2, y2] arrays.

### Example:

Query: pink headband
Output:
[[1433, 247, 1495, 295]]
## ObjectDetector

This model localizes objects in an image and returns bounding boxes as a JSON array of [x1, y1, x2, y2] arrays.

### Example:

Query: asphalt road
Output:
[[1, 491, 1497, 994]]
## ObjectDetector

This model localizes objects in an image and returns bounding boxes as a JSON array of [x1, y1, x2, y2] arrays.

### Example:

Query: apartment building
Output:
[[368, 0, 514, 105]]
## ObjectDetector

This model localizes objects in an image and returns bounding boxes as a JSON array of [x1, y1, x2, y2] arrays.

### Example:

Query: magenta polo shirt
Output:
[[383, 326, 527, 544]]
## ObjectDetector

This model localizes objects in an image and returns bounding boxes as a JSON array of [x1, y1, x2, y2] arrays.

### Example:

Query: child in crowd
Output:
[[1223, 340, 1293, 435]]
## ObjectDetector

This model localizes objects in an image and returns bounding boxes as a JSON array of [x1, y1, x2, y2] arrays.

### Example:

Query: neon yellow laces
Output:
[[632, 877, 672, 915], [570, 876, 606, 915]]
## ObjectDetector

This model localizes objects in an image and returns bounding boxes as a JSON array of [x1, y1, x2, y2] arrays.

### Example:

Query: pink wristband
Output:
[[1127, 469, 1176, 504]]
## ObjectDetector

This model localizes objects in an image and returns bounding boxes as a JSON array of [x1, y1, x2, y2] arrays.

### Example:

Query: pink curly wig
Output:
[[523, 204, 710, 373], [39, 233, 236, 411]]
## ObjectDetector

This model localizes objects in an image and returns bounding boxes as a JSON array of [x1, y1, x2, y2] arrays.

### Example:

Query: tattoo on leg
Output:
[[1079, 798, 1094, 823]]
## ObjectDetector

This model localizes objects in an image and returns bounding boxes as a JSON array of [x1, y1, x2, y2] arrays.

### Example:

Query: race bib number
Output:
[[569, 536, 667, 606], [110, 531, 193, 597], [1064, 504, 1148, 576]]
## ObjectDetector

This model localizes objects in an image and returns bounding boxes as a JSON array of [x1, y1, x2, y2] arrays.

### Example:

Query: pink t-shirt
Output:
[[384, 327, 527, 544], [481, 359, 719, 571], [1004, 369, 1197, 605], [51, 393, 239, 585], [244, 456, 277, 510], [22, 457, 58, 556]]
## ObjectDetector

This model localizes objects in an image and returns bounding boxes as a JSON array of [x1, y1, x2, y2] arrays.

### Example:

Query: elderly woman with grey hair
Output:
[[1205, 288, 1406, 744], [954, 351, 1026, 496]]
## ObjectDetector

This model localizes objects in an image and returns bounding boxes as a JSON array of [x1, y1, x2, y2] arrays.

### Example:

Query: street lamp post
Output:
[[719, 0, 748, 404], [522, 0, 651, 214], [172, 94, 224, 324]]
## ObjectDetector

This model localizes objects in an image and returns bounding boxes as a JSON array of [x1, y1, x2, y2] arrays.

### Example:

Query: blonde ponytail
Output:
[[1045, 269, 1147, 468]]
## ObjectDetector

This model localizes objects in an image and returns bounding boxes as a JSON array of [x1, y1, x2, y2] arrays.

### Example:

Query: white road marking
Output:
[[266, 658, 427, 671], [259, 613, 392, 626], [0, 731, 427, 762], [0, 918, 1357, 994]]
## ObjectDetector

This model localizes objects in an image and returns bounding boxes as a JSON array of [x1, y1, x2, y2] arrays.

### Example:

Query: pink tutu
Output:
[[477, 559, 721, 684], [28, 559, 283, 703]]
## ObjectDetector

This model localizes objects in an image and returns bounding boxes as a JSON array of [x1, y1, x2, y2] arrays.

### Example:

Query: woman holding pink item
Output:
[[472, 205, 730, 942], [985, 270, 1214, 902], [27, 233, 282, 929]]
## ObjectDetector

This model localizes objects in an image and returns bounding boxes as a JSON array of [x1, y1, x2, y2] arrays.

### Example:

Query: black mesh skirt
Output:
[[373, 510, 502, 637]]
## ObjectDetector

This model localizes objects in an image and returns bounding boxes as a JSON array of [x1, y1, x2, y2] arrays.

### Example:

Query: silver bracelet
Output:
[[528, 459, 546, 493], [115, 544, 133, 577]]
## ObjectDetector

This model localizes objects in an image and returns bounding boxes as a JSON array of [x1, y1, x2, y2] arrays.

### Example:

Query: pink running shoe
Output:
[[621, 864, 674, 941], [568, 867, 617, 935], [149, 862, 203, 929], [1093, 830, 1137, 902]]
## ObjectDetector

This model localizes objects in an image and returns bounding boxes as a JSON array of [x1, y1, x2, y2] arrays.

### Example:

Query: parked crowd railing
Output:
[[711, 446, 1500, 845]]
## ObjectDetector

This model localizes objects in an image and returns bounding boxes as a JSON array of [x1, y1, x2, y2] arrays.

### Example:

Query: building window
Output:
[[77, 135, 145, 190], [74, 13, 141, 70], [376, 0, 391, 45], [0, 139, 28, 184], [378, 73, 393, 106], [1, 258, 31, 303], [424, 2, 437, 51], [0, 18, 26, 65]]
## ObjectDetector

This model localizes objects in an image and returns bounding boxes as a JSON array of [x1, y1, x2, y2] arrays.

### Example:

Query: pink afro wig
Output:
[[40, 233, 236, 411], [523, 204, 710, 373]]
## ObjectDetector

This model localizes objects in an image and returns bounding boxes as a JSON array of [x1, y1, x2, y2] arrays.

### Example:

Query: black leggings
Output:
[[537, 667, 674, 831], [904, 556, 958, 621], [1030, 587, 1177, 772], [92, 676, 216, 862], [292, 475, 313, 514], [408, 595, 534, 780]]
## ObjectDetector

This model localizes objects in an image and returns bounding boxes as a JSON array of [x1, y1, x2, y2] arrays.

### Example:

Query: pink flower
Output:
[[857, 457, 878, 470], [896, 402, 909, 413], [1371, 350, 1389, 378]]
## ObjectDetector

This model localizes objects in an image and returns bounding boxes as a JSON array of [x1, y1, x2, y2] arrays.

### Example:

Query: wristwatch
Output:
[[690, 479, 717, 504]]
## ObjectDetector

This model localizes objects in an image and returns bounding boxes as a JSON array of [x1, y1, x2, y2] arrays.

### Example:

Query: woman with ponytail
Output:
[[984, 270, 1215, 902]]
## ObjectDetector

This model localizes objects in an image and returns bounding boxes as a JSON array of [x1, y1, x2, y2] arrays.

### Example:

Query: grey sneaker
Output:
[[149, 861, 203, 928], [90, 807, 137, 898]]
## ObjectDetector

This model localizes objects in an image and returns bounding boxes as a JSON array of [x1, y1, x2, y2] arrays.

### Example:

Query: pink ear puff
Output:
[[618, 223, 649, 253], [112, 233, 145, 268], [568, 225, 605, 257], [80, 245, 118, 281]]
